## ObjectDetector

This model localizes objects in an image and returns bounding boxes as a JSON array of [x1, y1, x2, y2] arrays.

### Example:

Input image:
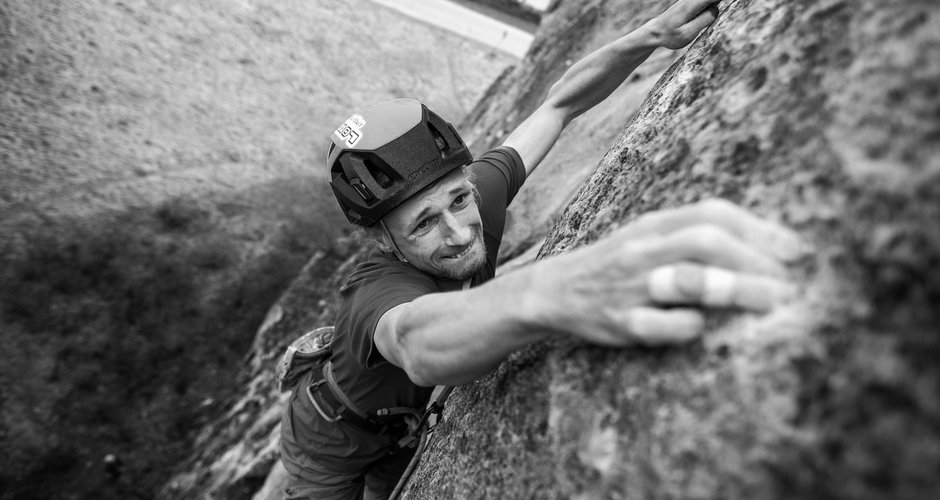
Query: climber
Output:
[[278, 1, 804, 499]]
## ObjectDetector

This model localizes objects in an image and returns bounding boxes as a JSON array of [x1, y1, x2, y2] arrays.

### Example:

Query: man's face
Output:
[[383, 168, 487, 280]]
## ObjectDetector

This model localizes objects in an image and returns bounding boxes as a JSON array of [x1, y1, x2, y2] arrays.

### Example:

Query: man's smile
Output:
[[444, 239, 475, 260]]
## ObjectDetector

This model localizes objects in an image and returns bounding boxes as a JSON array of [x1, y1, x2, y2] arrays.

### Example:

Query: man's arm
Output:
[[375, 200, 807, 387], [504, 0, 721, 176]]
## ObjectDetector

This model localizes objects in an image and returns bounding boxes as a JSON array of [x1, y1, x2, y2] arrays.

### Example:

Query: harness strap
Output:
[[306, 360, 430, 438], [306, 361, 391, 434]]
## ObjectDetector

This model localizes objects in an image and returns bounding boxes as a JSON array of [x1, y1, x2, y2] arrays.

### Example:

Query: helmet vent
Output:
[[351, 178, 376, 202], [428, 122, 449, 155], [365, 158, 393, 189]]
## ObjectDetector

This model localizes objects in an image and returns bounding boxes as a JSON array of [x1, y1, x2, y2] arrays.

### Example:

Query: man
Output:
[[279, 1, 804, 498]]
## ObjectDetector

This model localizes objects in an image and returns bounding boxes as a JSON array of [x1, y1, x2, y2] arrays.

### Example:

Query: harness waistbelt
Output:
[[306, 361, 390, 434], [306, 360, 421, 438]]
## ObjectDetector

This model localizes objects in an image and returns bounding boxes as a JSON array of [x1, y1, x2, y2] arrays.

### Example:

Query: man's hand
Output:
[[646, 0, 721, 50], [532, 199, 809, 347], [503, 0, 721, 177]]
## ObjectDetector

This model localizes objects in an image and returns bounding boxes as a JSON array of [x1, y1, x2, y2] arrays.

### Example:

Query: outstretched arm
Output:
[[504, 0, 721, 176], [375, 200, 807, 387]]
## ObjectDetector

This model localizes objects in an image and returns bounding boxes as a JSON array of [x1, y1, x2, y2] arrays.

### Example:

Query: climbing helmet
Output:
[[326, 98, 473, 227]]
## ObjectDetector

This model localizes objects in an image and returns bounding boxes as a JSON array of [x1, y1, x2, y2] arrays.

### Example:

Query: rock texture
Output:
[[406, 0, 940, 499]]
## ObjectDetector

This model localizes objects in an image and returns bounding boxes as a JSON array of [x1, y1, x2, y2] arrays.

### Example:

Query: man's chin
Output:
[[455, 254, 487, 280], [438, 247, 487, 281]]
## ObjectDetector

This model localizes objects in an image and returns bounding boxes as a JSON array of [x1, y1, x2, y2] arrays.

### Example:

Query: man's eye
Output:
[[415, 219, 431, 232], [453, 194, 467, 207]]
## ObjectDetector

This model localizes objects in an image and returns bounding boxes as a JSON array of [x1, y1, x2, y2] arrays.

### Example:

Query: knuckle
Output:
[[630, 209, 668, 232], [625, 310, 656, 344], [696, 198, 737, 219], [624, 308, 642, 336], [673, 263, 706, 298], [683, 223, 731, 249], [617, 236, 663, 267]]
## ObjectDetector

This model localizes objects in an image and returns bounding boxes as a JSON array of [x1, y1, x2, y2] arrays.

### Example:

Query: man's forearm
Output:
[[376, 263, 554, 387], [503, 1, 718, 173], [503, 23, 663, 174], [547, 0, 722, 119], [546, 23, 660, 123]]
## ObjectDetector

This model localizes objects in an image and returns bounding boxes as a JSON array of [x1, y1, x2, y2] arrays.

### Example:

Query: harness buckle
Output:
[[306, 382, 344, 424]]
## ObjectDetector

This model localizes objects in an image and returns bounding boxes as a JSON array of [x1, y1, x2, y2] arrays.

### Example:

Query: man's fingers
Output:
[[668, 0, 720, 19], [644, 223, 789, 278], [626, 307, 705, 345], [681, 3, 719, 35], [614, 199, 811, 263], [646, 263, 796, 312]]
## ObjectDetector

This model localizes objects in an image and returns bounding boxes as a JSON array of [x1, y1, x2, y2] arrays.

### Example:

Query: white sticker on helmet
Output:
[[334, 114, 366, 148]]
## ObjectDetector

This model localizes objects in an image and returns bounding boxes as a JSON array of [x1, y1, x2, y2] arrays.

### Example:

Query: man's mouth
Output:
[[444, 239, 475, 260]]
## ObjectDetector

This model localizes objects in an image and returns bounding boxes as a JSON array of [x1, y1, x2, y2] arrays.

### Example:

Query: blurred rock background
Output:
[[0, 1, 515, 498]]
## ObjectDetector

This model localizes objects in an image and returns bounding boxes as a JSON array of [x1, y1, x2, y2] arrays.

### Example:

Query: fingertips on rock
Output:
[[628, 307, 704, 345], [746, 222, 813, 263], [734, 275, 798, 312], [705, 2, 720, 18]]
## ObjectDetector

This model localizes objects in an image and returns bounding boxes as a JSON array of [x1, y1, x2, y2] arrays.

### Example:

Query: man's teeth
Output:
[[448, 244, 472, 259]]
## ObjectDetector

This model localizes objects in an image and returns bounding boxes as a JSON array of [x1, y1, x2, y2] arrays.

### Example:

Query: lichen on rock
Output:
[[405, 0, 940, 498]]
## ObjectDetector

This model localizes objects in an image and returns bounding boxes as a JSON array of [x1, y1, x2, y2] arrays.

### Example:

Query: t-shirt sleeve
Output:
[[469, 146, 526, 208], [342, 265, 438, 369], [468, 146, 526, 270]]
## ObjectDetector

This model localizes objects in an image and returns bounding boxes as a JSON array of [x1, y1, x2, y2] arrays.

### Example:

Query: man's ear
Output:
[[379, 220, 409, 263], [376, 235, 393, 254]]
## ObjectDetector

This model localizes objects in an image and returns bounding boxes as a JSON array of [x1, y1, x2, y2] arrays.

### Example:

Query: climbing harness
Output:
[[307, 360, 424, 440], [280, 280, 469, 495], [278, 329, 455, 499], [304, 360, 454, 499]]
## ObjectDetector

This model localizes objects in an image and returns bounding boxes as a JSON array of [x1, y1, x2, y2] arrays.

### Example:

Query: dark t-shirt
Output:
[[281, 147, 525, 471], [330, 146, 526, 414]]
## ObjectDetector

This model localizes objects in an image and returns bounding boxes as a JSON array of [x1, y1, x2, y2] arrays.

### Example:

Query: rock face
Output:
[[160, 249, 349, 499], [405, 0, 940, 499], [462, 0, 688, 260], [165, 0, 940, 498]]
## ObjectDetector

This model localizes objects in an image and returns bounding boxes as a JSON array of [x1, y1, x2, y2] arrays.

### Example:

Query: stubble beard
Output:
[[439, 232, 487, 281]]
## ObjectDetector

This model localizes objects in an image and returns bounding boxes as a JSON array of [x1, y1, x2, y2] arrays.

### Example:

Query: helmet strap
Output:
[[379, 220, 409, 263]]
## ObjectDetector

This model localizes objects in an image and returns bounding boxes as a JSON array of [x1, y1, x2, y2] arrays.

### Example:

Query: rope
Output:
[[388, 386, 454, 500], [388, 423, 429, 500]]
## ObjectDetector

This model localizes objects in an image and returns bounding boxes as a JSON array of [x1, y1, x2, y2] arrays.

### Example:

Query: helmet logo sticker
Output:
[[335, 114, 366, 147]]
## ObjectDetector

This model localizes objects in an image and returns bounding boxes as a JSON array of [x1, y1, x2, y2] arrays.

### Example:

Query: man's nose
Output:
[[442, 213, 473, 246]]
